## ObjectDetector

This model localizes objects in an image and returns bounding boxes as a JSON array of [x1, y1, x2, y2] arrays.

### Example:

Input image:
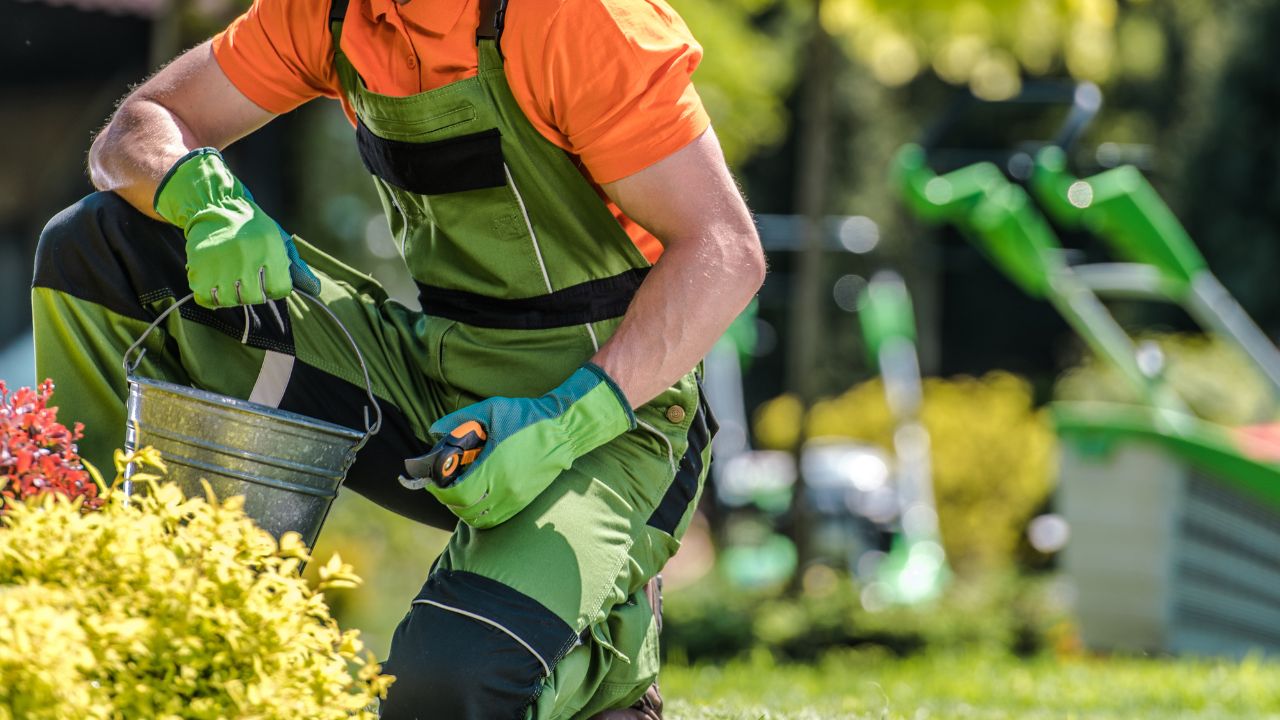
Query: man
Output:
[[31, 0, 764, 716]]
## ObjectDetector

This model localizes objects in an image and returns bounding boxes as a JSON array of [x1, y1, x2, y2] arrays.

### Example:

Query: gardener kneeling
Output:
[[31, 0, 764, 716]]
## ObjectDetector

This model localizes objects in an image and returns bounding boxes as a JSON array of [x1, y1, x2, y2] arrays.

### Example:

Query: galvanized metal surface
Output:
[[122, 293, 381, 548]]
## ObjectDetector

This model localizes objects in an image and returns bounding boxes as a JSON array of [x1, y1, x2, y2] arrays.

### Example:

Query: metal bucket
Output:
[[121, 292, 382, 548]]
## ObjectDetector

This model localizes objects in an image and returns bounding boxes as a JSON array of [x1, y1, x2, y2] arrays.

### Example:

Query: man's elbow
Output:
[[86, 99, 132, 192], [86, 127, 112, 191], [86, 92, 151, 192], [735, 226, 767, 292]]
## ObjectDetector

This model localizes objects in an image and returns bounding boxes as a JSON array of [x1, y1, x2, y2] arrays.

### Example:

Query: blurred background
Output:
[[6, 0, 1280, 714]]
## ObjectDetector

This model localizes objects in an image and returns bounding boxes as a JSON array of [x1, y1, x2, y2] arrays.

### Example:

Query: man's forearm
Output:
[[89, 98, 197, 219], [591, 223, 765, 408], [86, 42, 276, 220]]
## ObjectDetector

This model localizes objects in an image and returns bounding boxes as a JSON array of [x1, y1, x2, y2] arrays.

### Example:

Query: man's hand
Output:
[[89, 43, 320, 308], [154, 148, 319, 308], [409, 363, 635, 529]]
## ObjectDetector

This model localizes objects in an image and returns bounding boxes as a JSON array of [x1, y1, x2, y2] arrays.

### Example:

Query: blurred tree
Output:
[[794, 0, 1258, 396], [754, 0, 1135, 411], [670, 0, 802, 166], [150, 0, 251, 65], [1176, 0, 1280, 334], [820, 0, 1119, 100], [755, 372, 1057, 574]]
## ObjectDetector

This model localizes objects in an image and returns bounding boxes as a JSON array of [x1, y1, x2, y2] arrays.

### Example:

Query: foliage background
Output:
[[6, 0, 1280, 698], [755, 373, 1056, 575]]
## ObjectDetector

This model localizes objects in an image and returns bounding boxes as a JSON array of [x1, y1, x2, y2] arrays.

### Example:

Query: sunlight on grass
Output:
[[661, 648, 1280, 719]]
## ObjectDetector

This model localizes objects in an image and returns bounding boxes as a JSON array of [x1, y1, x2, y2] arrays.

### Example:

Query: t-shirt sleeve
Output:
[[529, 0, 711, 184], [210, 0, 339, 115]]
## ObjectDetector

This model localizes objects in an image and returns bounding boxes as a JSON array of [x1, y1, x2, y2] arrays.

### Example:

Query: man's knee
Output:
[[33, 192, 185, 319], [380, 605, 545, 720], [380, 570, 578, 720], [35, 192, 133, 270]]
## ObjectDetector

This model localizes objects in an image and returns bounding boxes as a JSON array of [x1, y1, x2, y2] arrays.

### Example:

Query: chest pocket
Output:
[[356, 111, 549, 299], [356, 123, 505, 196]]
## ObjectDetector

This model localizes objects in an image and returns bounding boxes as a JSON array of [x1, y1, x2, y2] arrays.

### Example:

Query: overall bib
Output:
[[29, 0, 714, 715]]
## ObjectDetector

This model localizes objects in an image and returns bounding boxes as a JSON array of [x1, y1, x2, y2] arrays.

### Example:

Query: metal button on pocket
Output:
[[665, 405, 686, 423]]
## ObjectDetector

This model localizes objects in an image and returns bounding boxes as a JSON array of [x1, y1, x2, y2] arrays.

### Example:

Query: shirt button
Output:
[[406, 56, 417, 69], [665, 405, 686, 423]]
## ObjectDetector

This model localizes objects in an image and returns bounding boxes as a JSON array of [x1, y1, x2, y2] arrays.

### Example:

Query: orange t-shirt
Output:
[[211, 0, 711, 263]]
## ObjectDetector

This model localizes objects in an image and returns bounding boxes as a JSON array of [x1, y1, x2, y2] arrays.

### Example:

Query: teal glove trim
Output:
[[154, 149, 318, 308], [283, 231, 322, 296], [424, 363, 635, 528], [581, 361, 636, 429]]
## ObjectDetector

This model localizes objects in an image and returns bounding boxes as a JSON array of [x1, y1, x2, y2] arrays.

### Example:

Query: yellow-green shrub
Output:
[[304, 491, 451, 658], [0, 449, 391, 720], [1055, 332, 1275, 426], [756, 372, 1056, 573]]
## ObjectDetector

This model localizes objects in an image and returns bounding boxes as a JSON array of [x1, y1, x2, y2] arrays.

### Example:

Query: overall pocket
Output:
[[576, 589, 662, 718], [365, 130, 547, 301], [358, 124, 505, 196], [419, 314, 460, 403]]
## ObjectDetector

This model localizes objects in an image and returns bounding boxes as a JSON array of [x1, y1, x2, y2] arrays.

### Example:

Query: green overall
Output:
[[29, 0, 713, 715]]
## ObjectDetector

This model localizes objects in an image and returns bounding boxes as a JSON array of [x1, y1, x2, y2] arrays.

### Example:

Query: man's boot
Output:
[[588, 576, 664, 719]]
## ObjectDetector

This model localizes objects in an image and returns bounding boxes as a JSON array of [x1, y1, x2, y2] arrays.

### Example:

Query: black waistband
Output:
[[417, 267, 649, 330]]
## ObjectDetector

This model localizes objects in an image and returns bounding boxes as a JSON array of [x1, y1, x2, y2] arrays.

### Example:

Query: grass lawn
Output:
[[659, 649, 1280, 719]]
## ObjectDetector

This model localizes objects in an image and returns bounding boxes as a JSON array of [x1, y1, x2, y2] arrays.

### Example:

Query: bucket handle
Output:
[[123, 292, 383, 449]]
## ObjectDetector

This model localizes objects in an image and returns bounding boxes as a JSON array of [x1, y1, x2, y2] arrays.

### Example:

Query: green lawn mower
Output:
[[895, 88, 1280, 657]]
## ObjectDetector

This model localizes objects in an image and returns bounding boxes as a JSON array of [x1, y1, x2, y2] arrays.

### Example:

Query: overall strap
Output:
[[476, 0, 509, 51]]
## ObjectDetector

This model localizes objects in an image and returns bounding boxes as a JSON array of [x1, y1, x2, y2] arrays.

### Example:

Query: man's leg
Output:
[[379, 388, 713, 720], [580, 577, 665, 720], [31, 191, 456, 528]]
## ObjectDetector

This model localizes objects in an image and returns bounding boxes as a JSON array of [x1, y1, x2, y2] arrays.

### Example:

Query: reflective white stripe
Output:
[[412, 598, 552, 677], [390, 195, 410, 257], [506, 163, 604, 350], [248, 350, 295, 408], [505, 163, 554, 295]]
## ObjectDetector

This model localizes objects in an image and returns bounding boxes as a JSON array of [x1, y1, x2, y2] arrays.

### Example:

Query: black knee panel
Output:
[[34, 191, 187, 322], [380, 570, 577, 720], [33, 192, 293, 352]]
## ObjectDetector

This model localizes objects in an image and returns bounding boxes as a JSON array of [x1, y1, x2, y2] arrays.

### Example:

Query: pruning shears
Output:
[[398, 421, 488, 490]]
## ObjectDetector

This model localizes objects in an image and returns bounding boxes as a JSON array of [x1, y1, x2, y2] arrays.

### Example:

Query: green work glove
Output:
[[425, 363, 636, 529], [154, 147, 320, 309]]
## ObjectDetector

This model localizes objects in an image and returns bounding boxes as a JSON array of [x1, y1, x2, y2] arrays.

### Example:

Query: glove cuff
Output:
[[550, 363, 636, 459], [153, 147, 244, 229], [580, 362, 636, 429]]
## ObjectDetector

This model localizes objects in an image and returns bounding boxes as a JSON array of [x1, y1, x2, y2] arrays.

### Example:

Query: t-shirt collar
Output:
[[364, 0, 469, 36]]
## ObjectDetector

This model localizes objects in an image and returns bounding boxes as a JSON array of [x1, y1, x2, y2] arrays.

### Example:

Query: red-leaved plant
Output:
[[0, 379, 103, 511]]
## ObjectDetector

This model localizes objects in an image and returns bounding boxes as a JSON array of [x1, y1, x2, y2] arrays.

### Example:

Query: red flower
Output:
[[0, 379, 103, 511]]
